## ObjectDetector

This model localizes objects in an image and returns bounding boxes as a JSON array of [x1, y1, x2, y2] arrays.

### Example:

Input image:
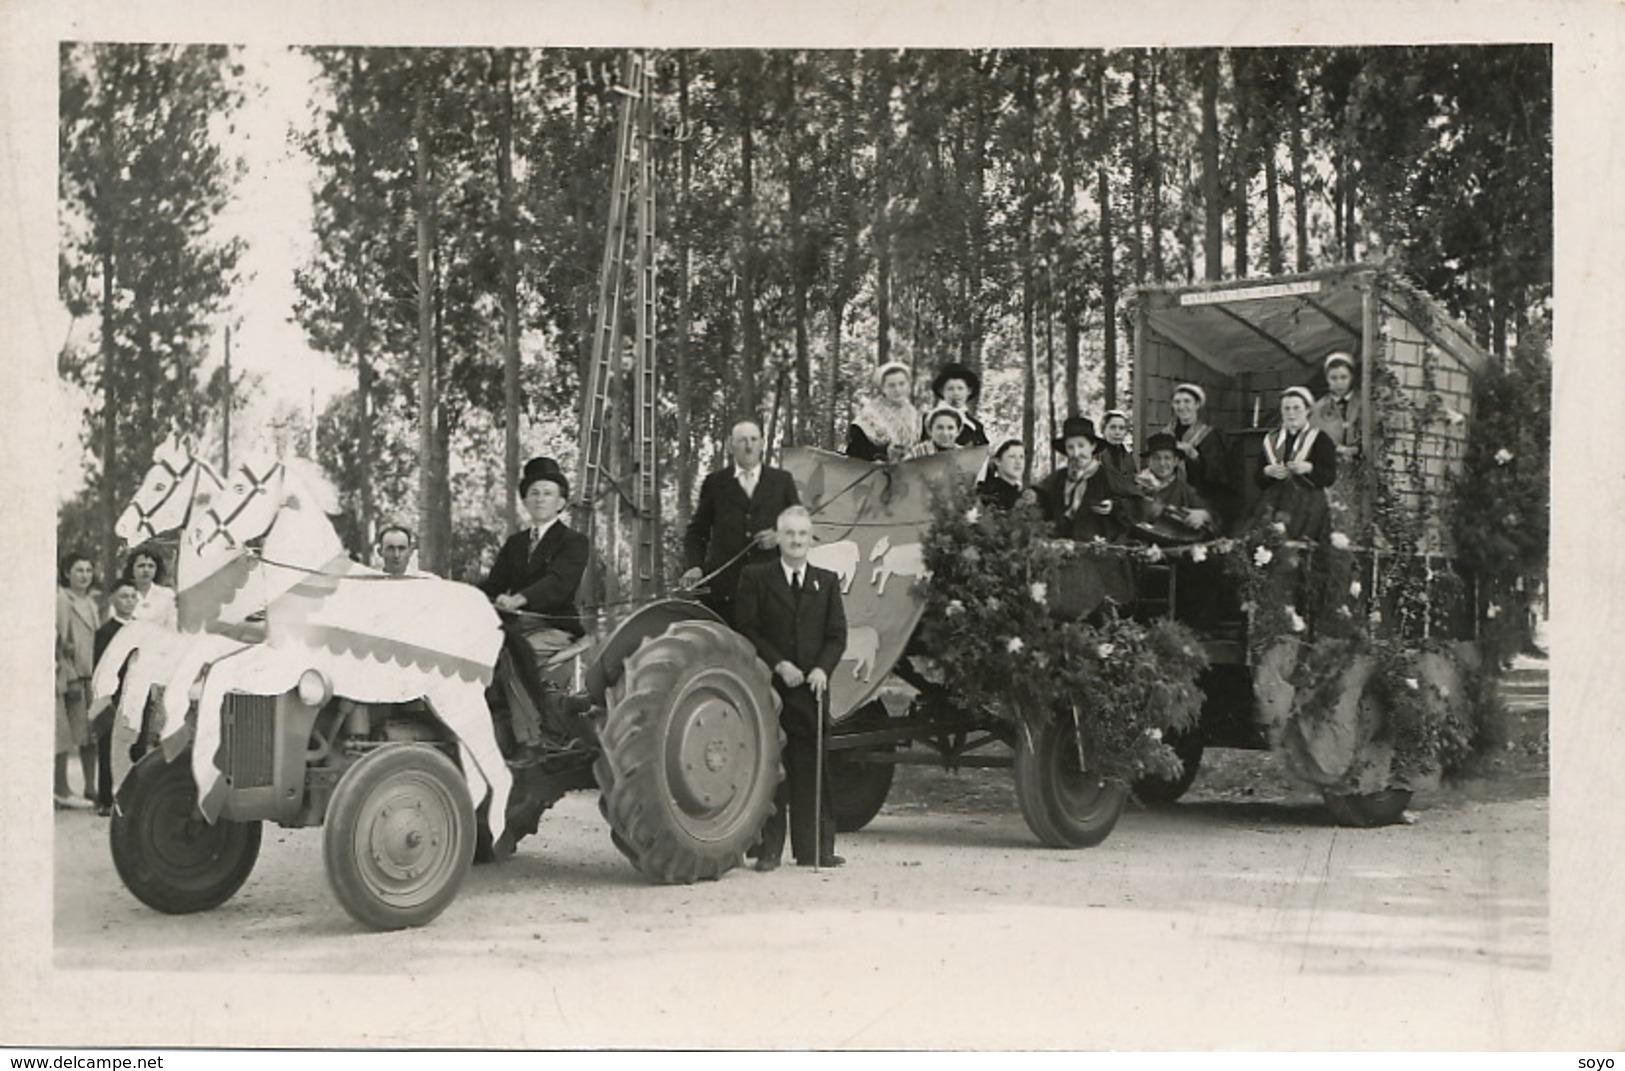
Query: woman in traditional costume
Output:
[[905, 404, 966, 460], [1162, 383, 1234, 531], [1252, 386, 1338, 542], [846, 361, 920, 463], [922, 363, 990, 447], [1309, 351, 1365, 534], [1098, 409, 1136, 477], [978, 438, 1034, 511]]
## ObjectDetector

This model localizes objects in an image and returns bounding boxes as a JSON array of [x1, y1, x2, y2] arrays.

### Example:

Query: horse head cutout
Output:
[[115, 437, 222, 545]]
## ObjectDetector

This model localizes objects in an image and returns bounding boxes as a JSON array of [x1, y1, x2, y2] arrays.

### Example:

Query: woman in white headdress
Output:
[[1251, 385, 1338, 542], [846, 361, 920, 463], [1161, 383, 1235, 531]]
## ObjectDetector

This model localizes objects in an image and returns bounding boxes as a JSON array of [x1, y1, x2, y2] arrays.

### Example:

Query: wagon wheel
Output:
[[1013, 706, 1128, 848], [1131, 725, 1205, 805], [828, 701, 898, 833], [110, 749, 261, 915], [593, 620, 782, 884], [322, 744, 475, 930], [1322, 788, 1413, 827]]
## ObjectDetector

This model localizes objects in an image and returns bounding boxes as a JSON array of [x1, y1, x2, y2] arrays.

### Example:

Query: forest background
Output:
[[55, 44, 1551, 585]]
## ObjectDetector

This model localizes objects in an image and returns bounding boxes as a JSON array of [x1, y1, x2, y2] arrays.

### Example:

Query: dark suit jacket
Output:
[[479, 520, 590, 637], [1034, 463, 1145, 542], [682, 465, 800, 603], [733, 560, 846, 734]]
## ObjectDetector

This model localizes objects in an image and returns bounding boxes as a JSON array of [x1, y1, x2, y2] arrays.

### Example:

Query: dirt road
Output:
[[42, 665, 1554, 1049]]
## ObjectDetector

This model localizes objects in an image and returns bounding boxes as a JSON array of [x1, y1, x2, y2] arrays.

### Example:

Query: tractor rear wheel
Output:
[[323, 744, 475, 930], [828, 702, 897, 833], [1014, 707, 1128, 848], [110, 750, 261, 915], [593, 620, 781, 883]]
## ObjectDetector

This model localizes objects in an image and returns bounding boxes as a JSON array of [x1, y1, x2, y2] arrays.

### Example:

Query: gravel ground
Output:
[[33, 661, 1559, 1049]]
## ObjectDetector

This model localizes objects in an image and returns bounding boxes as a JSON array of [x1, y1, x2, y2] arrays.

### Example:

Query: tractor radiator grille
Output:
[[222, 693, 276, 789]]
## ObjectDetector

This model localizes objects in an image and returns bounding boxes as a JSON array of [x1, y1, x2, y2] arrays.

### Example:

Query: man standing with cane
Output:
[[733, 506, 848, 871]]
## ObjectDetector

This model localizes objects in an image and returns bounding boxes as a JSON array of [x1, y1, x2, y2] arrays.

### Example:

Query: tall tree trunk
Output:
[[1149, 51, 1164, 283], [1130, 50, 1146, 284], [739, 65, 761, 421], [1342, 162, 1357, 260], [827, 300, 845, 448], [348, 52, 373, 548], [1020, 62, 1037, 479], [1264, 141, 1283, 274], [98, 242, 118, 579], [496, 48, 521, 533], [873, 56, 893, 368], [1098, 57, 1118, 408], [1199, 50, 1223, 281], [1289, 94, 1309, 272], [1060, 56, 1080, 414], [675, 53, 695, 526], [413, 82, 440, 572]]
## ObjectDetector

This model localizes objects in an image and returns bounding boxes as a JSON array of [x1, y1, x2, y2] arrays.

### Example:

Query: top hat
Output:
[[930, 363, 982, 402], [520, 455, 570, 500], [1052, 414, 1100, 454]]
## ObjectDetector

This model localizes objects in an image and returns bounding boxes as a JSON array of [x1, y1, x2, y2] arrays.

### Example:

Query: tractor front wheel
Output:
[[323, 744, 475, 930]]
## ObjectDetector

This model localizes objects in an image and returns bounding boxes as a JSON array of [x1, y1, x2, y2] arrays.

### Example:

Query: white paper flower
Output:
[[1253, 546, 1274, 567], [1330, 531, 1352, 551], [1146, 727, 1163, 742], [1369, 610, 1384, 626], [1287, 607, 1306, 633], [1143, 544, 1165, 563], [1029, 581, 1048, 605], [1190, 544, 1208, 563], [1337, 605, 1354, 619], [1096, 643, 1116, 659], [1443, 407, 1466, 426], [1486, 602, 1501, 620], [1271, 521, 1288, 535], [1404, 677, 1420, 691], [1349, 580, 1363, 598], [964, 506, 982, 524], [1239, 601, 1256, 614], [1494, 448, 1514, 466], [945, 599, 965, 617], [1005, 636, 1025, 654]]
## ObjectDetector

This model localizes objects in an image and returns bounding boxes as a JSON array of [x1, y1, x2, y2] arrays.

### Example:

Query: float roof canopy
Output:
[[1134, 264, 1488, 378]]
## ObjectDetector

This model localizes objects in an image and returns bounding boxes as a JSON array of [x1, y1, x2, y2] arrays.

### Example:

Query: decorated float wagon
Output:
[[823, 264, 1501, 831]]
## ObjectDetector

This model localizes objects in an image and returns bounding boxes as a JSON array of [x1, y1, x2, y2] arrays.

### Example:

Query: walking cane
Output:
[[813, 681, 828, 873]]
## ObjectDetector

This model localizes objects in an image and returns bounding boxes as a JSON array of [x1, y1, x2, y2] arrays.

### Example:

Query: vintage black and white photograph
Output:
[[5, 0, 1622, 1054]]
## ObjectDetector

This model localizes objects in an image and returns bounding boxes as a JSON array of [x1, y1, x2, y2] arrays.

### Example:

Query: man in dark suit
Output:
[[681, 420, 800, 624], [91, 580, 139, 816], [733, 505, 848, 870], [480, 456, 590, 750]]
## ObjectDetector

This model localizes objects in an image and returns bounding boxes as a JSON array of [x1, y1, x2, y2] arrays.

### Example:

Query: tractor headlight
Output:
[[297, 668, 332, 707]]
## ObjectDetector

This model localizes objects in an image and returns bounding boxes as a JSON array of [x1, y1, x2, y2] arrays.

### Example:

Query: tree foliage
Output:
[[58, 42, 247, 575]]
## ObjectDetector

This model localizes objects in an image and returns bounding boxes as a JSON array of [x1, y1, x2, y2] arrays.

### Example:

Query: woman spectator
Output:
[[1098, 409, 1136, 477], [1252, 386, 1338, 542], [123, 543, 177, 630], [846, 362, 920, 463], [978, 439, 1034, 511], [55, 551, 100, 809], [1160, 383, 1235, 531], [922, 363, 990, 447]]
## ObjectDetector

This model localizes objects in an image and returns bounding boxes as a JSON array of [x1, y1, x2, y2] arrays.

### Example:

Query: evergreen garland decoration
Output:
[[914, 479, 1208, 784]]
